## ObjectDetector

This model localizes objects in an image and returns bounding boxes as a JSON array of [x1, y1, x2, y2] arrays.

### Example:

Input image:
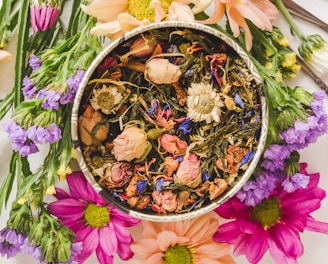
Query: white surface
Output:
[[1, 0, 328, 263]]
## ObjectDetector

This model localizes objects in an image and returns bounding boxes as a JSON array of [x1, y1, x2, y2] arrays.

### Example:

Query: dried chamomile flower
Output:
[[90, 84, 123, 115], [187, 83, 223, 124]]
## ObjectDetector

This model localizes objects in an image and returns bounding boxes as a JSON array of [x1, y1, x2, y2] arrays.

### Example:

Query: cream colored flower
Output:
[[0, 49, 12, 62], [187, 82, 223, 124], [81, 0, 217, 39], [90, 84, 123, 115], [111, 125, 149, 161], [144, 58, 182, 84]]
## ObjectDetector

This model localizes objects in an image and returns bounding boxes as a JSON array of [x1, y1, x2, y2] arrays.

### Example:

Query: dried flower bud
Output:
[[130, 34, 157, 58], [102, 162, 133, 189], [144, 58, 182, 84], [152, 190, 178, 213], [174, 153, 202, 188], [111, 125, 148, 161]]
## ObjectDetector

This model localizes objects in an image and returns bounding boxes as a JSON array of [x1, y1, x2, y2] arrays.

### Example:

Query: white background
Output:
[[1, 0, 328, 263]]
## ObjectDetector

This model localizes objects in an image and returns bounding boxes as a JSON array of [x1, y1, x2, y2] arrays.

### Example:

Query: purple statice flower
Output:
[[45, 123, 61, 143], [0, 228, 25, 258], [176, 118, 192, 135], [236, 171, 278, 206], [20, 237, 42, 260], [60, 70, 85, 105], [3, 120, 39, 157], [261, 144, 291, 171], [29, 54, 41, 71], [37, 89, 61, 110], [22, 76, 38, 99], [26, 124, 61, 144], [281, 173, 310, 193]]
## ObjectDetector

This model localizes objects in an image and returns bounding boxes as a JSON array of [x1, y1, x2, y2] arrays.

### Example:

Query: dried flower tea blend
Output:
[[77, 26, 264, 215]]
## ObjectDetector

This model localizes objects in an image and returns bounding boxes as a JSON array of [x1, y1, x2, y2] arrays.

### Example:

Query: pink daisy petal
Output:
[[99, 225, 118, 255], [47, 198, 86, 219], [67, 171, 96, 201], [305, 217, 328, 233], [116, 240, 134, 260], [53, 187, 70, 199], [267, 237, 298, 264], [80, 227, 100, 254], [96, 246, 114, 264], [268, 224, 303, 258], [111, 221, 132, 242], [214, 221, 240, 243], [110, 207, 140, 226], [245, 227, 268, 263]]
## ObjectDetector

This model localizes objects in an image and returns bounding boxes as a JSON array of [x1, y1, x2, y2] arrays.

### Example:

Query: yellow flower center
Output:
[[163, 244, 192, 264], [84, 203, 110, 228], [250, 197, 281, 229], [128, 0, 173, 22]]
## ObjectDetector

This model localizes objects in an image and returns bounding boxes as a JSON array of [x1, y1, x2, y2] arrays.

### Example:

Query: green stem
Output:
[[14, 1, 30, 107], [274, 0, 305, 40]]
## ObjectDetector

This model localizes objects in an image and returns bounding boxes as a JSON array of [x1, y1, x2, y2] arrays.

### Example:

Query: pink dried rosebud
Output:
[[103, 162, 133, 189], [130, 34, 158, 58], [174, 153, 202, 188], [111, 124, 149, 162], [159, 134, 188, 156], [152, 190, 178, 213], [30, 0, 61, 33], [163, 156, 179, 177], [144, 58, 182, 84], [78, 105, 109, 145]]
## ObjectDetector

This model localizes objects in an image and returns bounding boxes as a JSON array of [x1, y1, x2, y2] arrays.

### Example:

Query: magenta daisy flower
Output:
[[48, 171, 140, 264], [214, 163, 328, 264]]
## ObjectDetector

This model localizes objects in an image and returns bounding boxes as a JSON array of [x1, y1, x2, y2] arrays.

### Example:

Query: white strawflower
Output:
[[90, 84, 123, 115], [187, 83, 223, 124]]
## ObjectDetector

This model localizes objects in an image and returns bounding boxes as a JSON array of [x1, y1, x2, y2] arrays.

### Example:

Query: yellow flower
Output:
[[45, 185, 56, 195], [57, 163, 72, 181], [187, 82, 223, 124], [81, 0, 215, 39], [281, 52, 297, 68]]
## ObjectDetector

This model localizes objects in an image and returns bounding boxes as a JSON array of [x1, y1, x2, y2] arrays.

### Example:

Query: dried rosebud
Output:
[[163, 156, 179, 177], [174, 153, 202, 188], [144, 58, 182, 84], [208, 178, 228, 200], [111, 125, 149, 161], [102, 162, 133, 189], [159, 134, 188, 156], [130, 34, 158, 58], [152, 190, 178, 213], [78, 105, 109, 145]]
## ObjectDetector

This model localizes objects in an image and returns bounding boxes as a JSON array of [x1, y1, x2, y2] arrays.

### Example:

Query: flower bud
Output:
[[144, 58, 182, 84]]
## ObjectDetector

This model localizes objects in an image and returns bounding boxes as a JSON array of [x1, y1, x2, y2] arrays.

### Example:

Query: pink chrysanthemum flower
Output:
[[203, 0, 278, 50], [30, 0, 61, 33], [214, 163, 328, 264], [131, 212, 235, 264], [48, 171, 141, 264]]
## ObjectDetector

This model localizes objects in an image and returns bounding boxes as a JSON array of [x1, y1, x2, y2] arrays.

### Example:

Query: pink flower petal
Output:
[[245, 227, 268, 263], [99, 225, 118, 255], [116, 240, 134, 260], [268, 224, 303, 258], [47, 198, 86, 219], [111, 221, 132, 242], [80, 227, 100, 254], [96, 246, 114, 264], [110, 207, 140, 226], [53, 187, 70, 199], [213, 221, 240, 243], [30, 5, 38, 33], [305, 217, 328, 233], [67, 171, 98, 202]]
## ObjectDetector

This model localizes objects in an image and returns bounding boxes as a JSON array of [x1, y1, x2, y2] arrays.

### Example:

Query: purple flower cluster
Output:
[[22, 76, 38, 99], [237, 91, 328, 205], [3, 120, 61, 156], [37, 89, 62, 110], [0, 228, 82, 264], [60, 70, 85, 105], [236, 171, 279, 206], [29, 54, 41, 71], [280, 91, 328, 150]]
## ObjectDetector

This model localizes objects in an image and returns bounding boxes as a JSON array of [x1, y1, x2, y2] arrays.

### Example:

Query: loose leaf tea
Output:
[[77, 26, 263, 214]]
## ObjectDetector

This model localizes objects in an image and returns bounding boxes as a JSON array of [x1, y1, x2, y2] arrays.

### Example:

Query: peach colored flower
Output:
[[144, 58, 182, 84], [131, 212, 235, 264], [174, 153, 202, 188], [0, 50, 12, 62], [81, 0, 215, 39], [111, 125, 149, 161], [201, 0, 278, 50], [159, 134, 188, 156], [78, 105, 109, 145]]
